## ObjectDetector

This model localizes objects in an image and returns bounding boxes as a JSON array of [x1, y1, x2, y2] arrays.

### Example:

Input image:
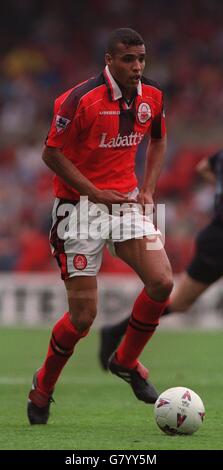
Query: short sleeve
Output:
[[46, 92, 81, 149]]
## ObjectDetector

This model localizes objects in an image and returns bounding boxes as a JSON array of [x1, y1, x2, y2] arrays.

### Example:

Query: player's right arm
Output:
[[42, 146, 133, 205], [43, 92, 135, 206]]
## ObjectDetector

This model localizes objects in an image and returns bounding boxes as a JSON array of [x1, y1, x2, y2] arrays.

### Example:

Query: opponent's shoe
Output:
[[99, 327, 123, 370], [108, 353, 158, 404], [27, 371, 54, 425]]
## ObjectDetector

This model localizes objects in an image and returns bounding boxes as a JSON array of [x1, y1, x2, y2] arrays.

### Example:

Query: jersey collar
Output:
[[103, 65, 142, 101]]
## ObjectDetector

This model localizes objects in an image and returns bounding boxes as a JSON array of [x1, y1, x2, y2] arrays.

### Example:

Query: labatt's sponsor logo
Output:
[[99, 132, 143, 148]]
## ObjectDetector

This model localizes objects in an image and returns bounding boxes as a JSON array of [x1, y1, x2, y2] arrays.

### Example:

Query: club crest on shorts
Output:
[[73, 254, 87, 270], [137, 102, 151, 124]]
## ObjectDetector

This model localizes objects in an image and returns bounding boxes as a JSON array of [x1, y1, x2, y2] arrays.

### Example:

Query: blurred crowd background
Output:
[[1, 0, 223, 275]]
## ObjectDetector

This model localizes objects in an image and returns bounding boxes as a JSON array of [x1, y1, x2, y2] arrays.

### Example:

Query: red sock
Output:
[[37, 312, 88, 395], [116, 288, 168, 368]]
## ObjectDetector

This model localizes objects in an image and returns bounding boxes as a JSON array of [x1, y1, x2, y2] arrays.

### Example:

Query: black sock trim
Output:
[[131, 314, 159, 328], [128, 321, 157, 333], [51, 335, 73, 357], [50, 340, 72, 357], [52, 333, 73, 353]]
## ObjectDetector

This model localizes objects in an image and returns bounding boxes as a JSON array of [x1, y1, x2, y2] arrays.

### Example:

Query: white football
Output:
[[154, 387, 205, 435]]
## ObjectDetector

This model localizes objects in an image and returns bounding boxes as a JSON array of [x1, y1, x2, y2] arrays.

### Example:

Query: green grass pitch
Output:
[[0, 327, 222, 450]]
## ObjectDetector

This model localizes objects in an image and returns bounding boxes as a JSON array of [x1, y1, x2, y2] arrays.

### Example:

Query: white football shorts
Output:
[[49, 188, 160, 279]]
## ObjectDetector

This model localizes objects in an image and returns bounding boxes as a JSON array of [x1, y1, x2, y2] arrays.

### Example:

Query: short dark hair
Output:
[[106, 28, 144, 55]]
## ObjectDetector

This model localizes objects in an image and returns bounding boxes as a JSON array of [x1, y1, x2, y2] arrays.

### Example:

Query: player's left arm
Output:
[[137, 90, 166, 209], [196, 158, 216, 184], [137, 135, 167, 208]]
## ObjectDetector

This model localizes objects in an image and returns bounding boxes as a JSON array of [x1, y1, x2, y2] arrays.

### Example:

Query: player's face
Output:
[[105, 43, 146, 93]]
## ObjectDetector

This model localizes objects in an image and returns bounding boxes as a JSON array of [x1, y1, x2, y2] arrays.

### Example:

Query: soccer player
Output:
[[99, 150, 223, 369], [27, 28, 173, 424]]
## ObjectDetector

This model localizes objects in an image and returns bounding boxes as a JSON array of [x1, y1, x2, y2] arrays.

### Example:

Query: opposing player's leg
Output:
[[108, 236, 173, 403], [27, 276, 97, 424], [166, 272, 208, 313], [163, 222, 223, 315]]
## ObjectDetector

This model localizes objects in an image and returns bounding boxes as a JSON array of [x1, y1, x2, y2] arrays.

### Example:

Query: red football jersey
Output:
[[46, 66, 166, 200]]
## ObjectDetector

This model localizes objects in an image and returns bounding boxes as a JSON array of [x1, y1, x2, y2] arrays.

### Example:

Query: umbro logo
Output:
[[99, 110, 120, 115]]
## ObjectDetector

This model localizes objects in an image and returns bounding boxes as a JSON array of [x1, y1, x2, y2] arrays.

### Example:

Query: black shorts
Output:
[[187, 219, 223, 284]]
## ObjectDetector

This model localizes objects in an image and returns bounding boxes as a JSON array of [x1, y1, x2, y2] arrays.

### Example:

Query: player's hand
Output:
[[137, 190, 154, 214], [90, 189, 136, 208]]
